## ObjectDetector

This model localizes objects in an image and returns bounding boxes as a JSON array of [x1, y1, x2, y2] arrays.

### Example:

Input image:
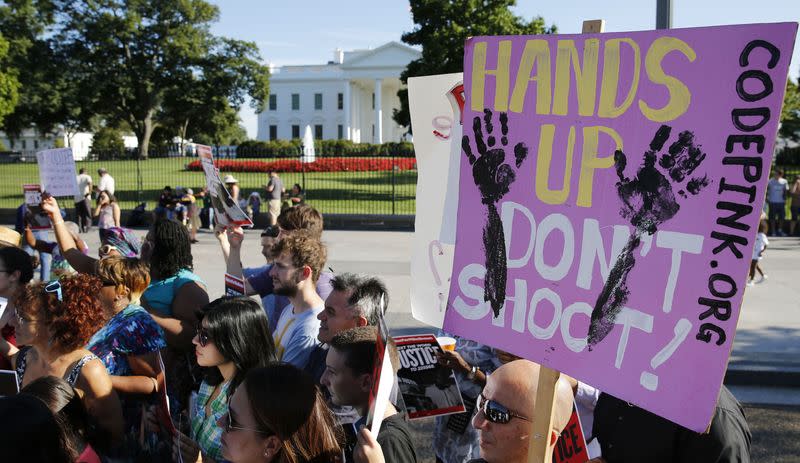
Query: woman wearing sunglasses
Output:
[[172, 297, 276, 463], [0, 245, 34, 370], [0, 273, 124, 451], [87, 255, 168, 458], [219, 363, 342, 463]]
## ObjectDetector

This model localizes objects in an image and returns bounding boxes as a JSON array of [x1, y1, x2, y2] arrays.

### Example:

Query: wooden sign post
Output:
[[525, 20, 607, 463]]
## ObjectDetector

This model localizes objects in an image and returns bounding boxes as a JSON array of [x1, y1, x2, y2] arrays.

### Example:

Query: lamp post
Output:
[[656, 0, 672, 29]]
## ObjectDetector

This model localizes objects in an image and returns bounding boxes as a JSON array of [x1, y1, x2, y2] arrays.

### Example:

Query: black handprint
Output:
[[462, 109, 529, 317], [587, 125, 710, 348]]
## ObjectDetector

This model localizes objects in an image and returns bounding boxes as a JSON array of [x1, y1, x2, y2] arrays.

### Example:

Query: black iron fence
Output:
[[0, 148, 418, 217]]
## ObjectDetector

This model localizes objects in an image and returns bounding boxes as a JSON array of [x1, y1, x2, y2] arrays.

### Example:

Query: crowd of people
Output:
[[0, 166, 757, 463]]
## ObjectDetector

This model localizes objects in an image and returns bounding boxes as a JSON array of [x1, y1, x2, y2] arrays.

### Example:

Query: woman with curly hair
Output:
[[220, 363, 342, 463], [0, 273, 124, 447]]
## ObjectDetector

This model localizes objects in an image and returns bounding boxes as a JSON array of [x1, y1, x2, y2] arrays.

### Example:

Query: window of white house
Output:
[[269, 125, 277, 141], [269, 94, 277, 110], [314, 124, 323, 139], [291, 94, 300, 110], [314, 93, 323, 110], [291, 125, 300, 139]]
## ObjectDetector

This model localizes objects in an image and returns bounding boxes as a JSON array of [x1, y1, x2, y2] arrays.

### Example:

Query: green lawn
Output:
[[0, 157, 417, 215]]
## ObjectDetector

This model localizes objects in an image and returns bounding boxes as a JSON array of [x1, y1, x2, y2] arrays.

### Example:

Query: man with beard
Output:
[[268, 234, 327, 368]]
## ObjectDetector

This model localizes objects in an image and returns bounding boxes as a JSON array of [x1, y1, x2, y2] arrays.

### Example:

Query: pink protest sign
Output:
[[443, 23, 798, 432]]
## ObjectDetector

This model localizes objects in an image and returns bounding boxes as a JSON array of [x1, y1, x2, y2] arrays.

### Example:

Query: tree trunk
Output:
[[136, 112, 156, 159]]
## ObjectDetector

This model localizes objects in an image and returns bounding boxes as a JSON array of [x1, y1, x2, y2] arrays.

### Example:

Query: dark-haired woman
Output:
[[140, 217, 210, 412], [0, 393, 73, 462], [219, 363, 342, 463], [0, 245, 34, 370], [22, 376, 103, 463], [0, 273, 124, 447], [94, 190, 120, 231], [173, 297, 276, 463]]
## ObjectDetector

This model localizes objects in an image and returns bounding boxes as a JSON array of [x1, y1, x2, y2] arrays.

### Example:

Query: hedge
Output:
[[186, 157, 417, 173], [235, 139, 415, 157]]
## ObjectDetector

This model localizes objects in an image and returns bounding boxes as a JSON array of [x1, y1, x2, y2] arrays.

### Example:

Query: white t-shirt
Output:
[[75, 173, 93, 201], [272, 303, 322, 369], [98, 174, 115, 195], [752, 232, 769, 260], [766, 177, 788, 203]]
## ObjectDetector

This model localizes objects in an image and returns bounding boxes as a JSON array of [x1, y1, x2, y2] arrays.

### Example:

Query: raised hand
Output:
[[462, 109, 529, 317], [588, 125, 709, 348], [40, 195, 61, 218]]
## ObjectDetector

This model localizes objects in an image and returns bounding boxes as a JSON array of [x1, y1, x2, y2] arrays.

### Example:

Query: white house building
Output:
[[257, 41, 421, 144]]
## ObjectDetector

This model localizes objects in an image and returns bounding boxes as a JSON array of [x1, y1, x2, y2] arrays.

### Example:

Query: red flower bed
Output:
[[186, 157, 417, 173]]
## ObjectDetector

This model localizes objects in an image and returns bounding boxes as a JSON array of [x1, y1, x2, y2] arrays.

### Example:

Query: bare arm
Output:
[[23, 226, 52, 253], [143, 282, 207, 350], [0, 336, 19, 368], [41, 197, 98, 274], [110, 351, 160, 395], [78, 359, 124, 443], [113, 203, 121, 227]]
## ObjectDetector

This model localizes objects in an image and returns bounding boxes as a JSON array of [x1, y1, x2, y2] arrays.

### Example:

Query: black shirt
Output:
[[376, 413, 417, 463], [593, 386, 751, 463], [344, 413, 417, 463]]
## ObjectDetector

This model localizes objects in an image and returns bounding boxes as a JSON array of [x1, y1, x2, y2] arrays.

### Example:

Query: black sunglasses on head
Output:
[[476, 393, 530, 424], [261, 226, 280, 238]]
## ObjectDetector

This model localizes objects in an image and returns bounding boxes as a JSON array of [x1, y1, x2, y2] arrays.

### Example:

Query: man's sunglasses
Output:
[[476, 393, 530, 424], [195, 326, 212, 347]]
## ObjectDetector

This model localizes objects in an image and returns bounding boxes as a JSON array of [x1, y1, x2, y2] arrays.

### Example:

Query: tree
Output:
[[394, 0, 555, 132], [0, 33, 20, 126], [780, 77, 800, 141], [0, 0, 63, 138], [91, 126, 125, 154], [55, 0, 269, 158]]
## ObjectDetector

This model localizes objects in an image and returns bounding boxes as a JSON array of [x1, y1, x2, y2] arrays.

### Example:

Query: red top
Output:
[[0, 323, 15, 370]]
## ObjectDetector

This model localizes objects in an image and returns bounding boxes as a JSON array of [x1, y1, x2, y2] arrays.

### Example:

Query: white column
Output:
[[343, 81, 352, 140], [374, 78, 383, 144]]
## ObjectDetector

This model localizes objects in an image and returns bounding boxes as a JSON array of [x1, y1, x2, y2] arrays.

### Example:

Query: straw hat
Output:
[[222, 175, 238, 184], [0, 226, 21, 248]]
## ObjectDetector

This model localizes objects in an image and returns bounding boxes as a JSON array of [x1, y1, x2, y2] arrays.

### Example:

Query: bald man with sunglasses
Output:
[[469, 360, 574, 463]]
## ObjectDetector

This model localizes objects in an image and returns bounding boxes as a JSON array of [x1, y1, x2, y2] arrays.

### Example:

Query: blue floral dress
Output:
[[88, 304, 166, 376], [87, 303, 167, 460]]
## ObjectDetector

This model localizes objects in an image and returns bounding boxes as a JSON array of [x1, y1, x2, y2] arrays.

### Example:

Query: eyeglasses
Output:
[[195, 326, 212, 347], [15, 312, 37, 326], [221, 406, 273, 436], [476, 393, 530, 424], [44, 280, 63, 302], [261, 226, 280, 238]]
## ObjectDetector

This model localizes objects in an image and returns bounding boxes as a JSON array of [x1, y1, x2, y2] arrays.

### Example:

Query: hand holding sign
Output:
[[588, 125, 710, 347], [462, 109, 529, 317]]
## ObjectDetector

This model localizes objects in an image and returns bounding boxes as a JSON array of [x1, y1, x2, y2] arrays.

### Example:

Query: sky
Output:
[[208, 0, 800, 139]]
